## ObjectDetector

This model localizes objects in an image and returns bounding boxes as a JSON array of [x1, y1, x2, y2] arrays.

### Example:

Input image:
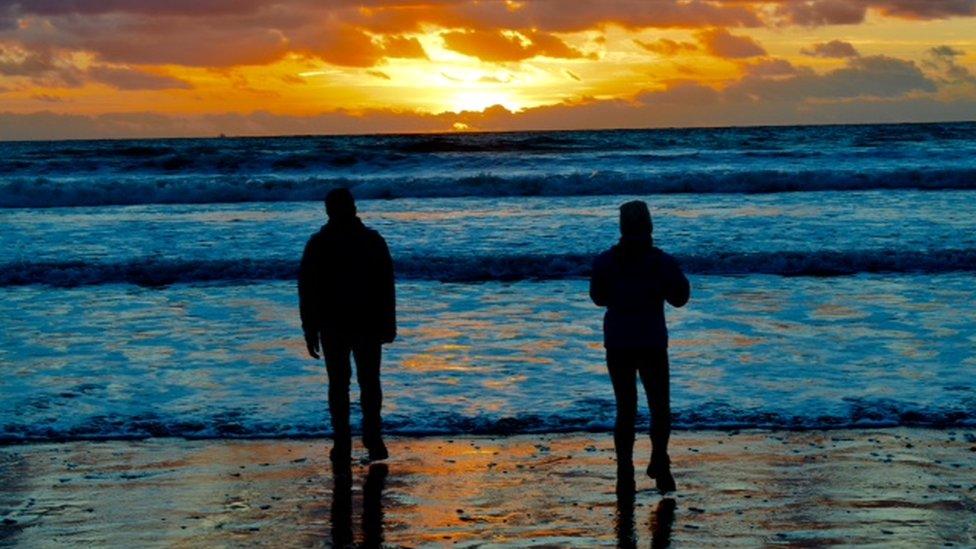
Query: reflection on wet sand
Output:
[[2, 430, 974, 546], [615, 479, 637, 548], [651, 498, 676, 549], [330, 463, 388, 548], [615, 471, 676, 548]]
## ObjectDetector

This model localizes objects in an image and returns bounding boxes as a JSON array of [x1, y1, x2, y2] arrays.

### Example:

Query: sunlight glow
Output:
[[448, 90, 521, 113]]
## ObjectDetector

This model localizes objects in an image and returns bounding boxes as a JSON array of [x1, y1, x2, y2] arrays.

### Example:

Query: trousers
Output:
[[606, 347, 671, 465], [324, 340, 383, 449]]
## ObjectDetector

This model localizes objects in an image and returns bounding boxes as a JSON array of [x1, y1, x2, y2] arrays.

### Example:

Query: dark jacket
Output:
[[298, 217, 396, 346], [590, 239, 690, 349]]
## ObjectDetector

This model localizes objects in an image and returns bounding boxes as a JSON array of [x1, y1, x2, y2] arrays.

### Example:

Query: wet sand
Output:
[[1, 429, 974, 546]]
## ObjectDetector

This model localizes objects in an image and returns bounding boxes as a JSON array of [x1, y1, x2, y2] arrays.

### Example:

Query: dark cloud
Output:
[[451, 0, 763, 32], [6, 91, 973, 141], [930, 45, 965, 58], [29, 92, 64, 102], [774, 0, 976, 25], [0, 45, 84, 86], [727, 55, 936, 100], [636, 80, 722, 105], [0, 1, 274, 17], [775, 1, 868, 25], [745, 58, 804, 77], [801, 39, 860, 58], [696, 28, 767, 58], [87, 66, 192, 90], [1, 45, 191, 89], [0, 0, 974, 74], [634, 38, 698, 56], [925, 45, 976, 84], [0, 47, 965, 141], [366, 69, 391, 80], [874, 0, 976, 19]]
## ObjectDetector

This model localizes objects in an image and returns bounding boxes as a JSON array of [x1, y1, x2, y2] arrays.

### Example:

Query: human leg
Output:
[[353, 343, 387, 461], [324, 342, 353, 462], [606, 349, 639, 470]]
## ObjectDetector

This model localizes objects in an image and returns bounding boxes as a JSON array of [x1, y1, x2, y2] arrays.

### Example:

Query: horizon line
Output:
[[2, 118, 974, 144]]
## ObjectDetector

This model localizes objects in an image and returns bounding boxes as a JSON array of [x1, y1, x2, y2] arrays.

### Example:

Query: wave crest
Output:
[[2, 396, 972, 442], [2, 249, 975, 287], [2, 167, 976, 208]]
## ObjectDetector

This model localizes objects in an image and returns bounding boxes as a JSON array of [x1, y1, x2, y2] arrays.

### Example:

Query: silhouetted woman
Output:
[[590, 200, 690, 493]]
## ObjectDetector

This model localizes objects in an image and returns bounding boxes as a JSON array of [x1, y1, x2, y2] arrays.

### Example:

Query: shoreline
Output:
[[2, 428, 975, 546]]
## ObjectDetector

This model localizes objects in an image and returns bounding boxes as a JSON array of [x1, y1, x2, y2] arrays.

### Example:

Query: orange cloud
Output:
[[381, 35, 427, 59], [441, 29, 586, 62], [294, 25, 385, 67], [1, 0, 974, 137]]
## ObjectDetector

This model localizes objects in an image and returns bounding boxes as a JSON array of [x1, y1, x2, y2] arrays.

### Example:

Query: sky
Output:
[[1, 0, 975, 139]]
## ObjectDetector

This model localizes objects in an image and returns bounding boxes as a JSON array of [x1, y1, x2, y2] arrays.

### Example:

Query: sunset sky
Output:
[[1, 0, 974, 139]]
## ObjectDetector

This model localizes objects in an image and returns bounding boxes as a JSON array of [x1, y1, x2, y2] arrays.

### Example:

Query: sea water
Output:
[[1, 122, 974, 441]]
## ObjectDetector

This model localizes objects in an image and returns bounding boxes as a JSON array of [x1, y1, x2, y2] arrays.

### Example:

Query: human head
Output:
[[325, 188, 356, 221], [619, 200, 652, 237]]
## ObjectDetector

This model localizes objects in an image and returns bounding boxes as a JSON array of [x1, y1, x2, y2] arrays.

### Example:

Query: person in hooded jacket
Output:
[[299, 188, 396, 464], [590, 200, 690, 494]]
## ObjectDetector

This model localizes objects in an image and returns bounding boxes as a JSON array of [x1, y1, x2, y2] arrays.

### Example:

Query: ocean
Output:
[[1, 122, 975, 442]]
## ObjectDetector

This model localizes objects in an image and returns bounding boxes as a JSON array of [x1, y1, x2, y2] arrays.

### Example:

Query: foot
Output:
[[648, 452, 675, 493], [646, 453, 670, 480], [365, 440, 389, 462], [654, 465, 676, 494]]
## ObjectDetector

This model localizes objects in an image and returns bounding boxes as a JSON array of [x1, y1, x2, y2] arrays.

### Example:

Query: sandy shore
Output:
[[1, 429, 975, 547]]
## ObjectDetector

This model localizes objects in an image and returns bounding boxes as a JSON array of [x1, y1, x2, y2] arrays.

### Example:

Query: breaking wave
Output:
[[2, 168, 976, 208], [3, 248, 976, 287], [2, 396, 972, 443]]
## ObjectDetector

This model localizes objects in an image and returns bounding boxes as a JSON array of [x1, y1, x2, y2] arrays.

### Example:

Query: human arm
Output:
[[661, 253, 690, 308], [298, 237, 321, 358], [589, 254, 610, 307], [378, 236, 397, 344]]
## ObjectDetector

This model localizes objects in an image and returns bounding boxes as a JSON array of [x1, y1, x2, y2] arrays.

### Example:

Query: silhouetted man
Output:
[[590, 200, 689, 494], [299, 188, 396, 464]]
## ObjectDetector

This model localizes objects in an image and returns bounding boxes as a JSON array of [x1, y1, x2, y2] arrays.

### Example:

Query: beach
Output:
[[2, 429, 974, 546], [2, 125, 976, 546], [4, 0, 976, 542]]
